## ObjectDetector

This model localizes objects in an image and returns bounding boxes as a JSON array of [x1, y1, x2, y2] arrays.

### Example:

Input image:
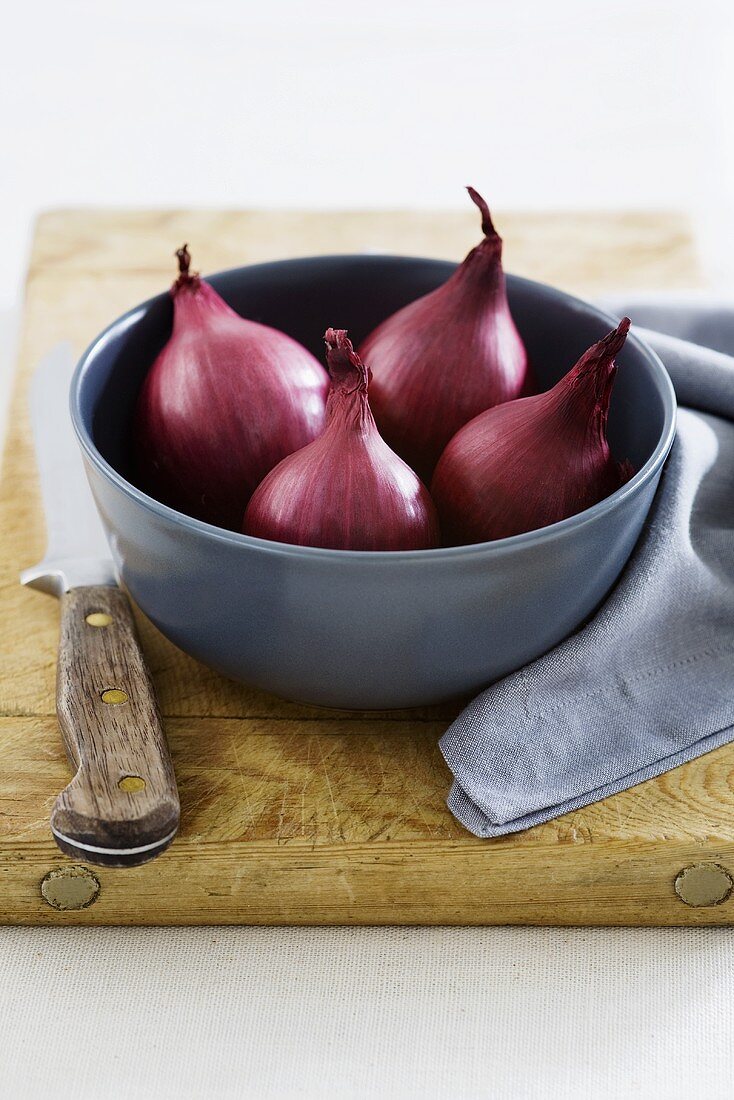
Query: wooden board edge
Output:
[[3, 838, 734, 927]]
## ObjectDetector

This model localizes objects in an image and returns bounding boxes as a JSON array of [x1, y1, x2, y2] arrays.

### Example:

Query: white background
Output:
[[2, 925, 734, 1100], [1, 0, 734, 312], [3, 3, 734, 1098]]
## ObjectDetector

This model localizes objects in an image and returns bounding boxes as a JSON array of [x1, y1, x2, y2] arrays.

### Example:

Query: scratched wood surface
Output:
[[5, 207, 733, 926]]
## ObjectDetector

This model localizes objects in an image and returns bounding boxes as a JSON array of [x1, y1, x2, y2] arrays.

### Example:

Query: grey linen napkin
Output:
[[441, 306, 734, 837]]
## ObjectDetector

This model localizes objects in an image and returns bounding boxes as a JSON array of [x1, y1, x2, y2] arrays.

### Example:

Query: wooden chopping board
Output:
[[3, 208, 732, 927]]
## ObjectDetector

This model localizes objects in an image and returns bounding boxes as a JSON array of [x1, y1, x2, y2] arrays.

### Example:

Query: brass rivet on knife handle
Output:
[[674, 863, 733, 907], [101, 688, 128, 705], [86, 612, 113, 627], [40, 865, 100, 911], [119, 775, 146, 792], [51, 585, 180, 868]]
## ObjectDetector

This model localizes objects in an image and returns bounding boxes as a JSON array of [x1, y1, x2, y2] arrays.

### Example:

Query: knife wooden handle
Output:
[[52, 586, 180, 867]]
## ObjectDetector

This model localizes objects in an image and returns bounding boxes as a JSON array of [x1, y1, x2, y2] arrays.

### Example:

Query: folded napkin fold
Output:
[[441, 307, 734, 836]]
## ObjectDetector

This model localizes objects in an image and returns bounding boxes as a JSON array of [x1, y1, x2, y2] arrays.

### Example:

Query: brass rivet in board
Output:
[[86, 612, 113, 627], [119, 775, 146, 792], [674, 863, 733, 907], [40, 865, 100, 911], [101, 688, 128, 705]]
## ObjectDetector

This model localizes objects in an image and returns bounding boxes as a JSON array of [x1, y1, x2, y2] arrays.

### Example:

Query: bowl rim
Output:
[[70, 253, 678, 563]]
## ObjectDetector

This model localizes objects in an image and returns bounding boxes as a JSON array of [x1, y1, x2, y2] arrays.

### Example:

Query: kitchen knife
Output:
[[20, 344, 179, 867]]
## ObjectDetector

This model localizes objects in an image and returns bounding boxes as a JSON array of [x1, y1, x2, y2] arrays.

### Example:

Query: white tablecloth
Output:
[[1, 927, 733, 1099], [2, 311, 733, 1099]]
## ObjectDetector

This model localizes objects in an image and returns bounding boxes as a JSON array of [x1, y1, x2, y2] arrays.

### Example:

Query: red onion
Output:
[[431, 318, 634, 544], [243, 329, 440, 551], [135, 245, 329, 529], [359, 187, 529, 481]]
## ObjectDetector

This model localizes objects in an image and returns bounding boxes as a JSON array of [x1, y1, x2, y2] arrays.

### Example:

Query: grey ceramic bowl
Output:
[[71, 256, 676, 709]]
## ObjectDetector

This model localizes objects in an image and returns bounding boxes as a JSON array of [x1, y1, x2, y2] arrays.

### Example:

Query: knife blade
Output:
[[21, 345, 179, 867], [21, 344, 116, 595]]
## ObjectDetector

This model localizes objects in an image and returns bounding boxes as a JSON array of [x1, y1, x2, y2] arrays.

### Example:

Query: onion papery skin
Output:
[[243, 329, 440, 551], [359, 187, 529, 482], [135, 251, 329, 530], [431, 318, 634, 544]]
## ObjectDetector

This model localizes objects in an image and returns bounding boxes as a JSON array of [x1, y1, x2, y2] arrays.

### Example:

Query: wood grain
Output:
[[53, 586, 179, 866], [3, 716, 734, 925], [3, 206, 730, 926]]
